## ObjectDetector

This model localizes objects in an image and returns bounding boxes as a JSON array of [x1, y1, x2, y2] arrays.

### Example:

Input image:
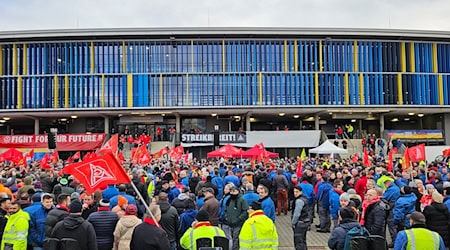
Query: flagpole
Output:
[[130, 181, 160, 227]]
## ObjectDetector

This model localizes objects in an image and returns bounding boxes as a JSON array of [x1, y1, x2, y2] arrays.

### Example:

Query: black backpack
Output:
[[44, 221, 90, 250]]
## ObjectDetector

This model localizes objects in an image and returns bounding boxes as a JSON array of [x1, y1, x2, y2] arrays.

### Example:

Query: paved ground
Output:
[[276, 213, 330, 250]]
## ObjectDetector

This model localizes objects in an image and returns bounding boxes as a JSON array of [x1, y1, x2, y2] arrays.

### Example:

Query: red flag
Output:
[[50, 151, 59, 163], [62, 152, 130, 194], [296, 158, 303, 179], [98, 134, 118, 155], [443, 148, 450, 157], [402, 147, 411, 170], [117, 151, 125, 164], [26, 149, 34, 160], [387, 150, 394, 172], [72, 151, 81, 160], [40, 154, 51, 169], [363, 148, 370, 167], [351, 153, 359, 163], [139, 151, 152, 165], [408, 144, 426, 162], [83, 152, 96, 161]]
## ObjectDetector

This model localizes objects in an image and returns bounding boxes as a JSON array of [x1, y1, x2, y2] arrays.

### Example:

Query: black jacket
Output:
[[0, 208, 7, 240], [87, 210, 119, 249], [423, 202, 450, 247], [130, 220, 170, 250], [363, 200, 389, 236], [81, 203, 98, 219], [51, 214, 98, 250], [45, 206, 69, 236], [157, 201, 180, 243]]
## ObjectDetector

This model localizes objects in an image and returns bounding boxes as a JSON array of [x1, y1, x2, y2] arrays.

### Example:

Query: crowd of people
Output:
[[0, 143, 448, 250]]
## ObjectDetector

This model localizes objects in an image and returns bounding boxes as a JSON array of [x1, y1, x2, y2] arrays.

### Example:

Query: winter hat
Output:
[[118, 195, 128, 207], [31, 193, 42, 202], [196, 210, 210, 222], [125, 204, 137, 215], [338, 206, 355, 220], [203, 187, 215, 195], [347, 188, 357, 195], [69, 200, 83, 213], [99, 199, 110, 207], [426, 184, 435, 190], [432, 192, 444, 203], [402, 186, 413, 195], [249, 201, 262, 211], [60, 178, 68, 185], [339, 193, 350, 201], [70, 192, 80, 201]]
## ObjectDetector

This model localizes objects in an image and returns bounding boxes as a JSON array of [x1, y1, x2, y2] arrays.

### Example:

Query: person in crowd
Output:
[[167, 180, 181, 204], [25, 192, 54, 250], [111, 195, 128, 218], [180, 210, 226, 250], [393, 185, 417, 231], [212, 168, 224, 200], [317, 176, 333, 233], [222, 186, 248, 250], [1, 201, 29, 250], [242, 183, 259, 206], [156, 192, 179, 250], [200, 188, 219, 226], [49, 199, 98, 250], [172, 187, 191, 215], [394, 211, 446, 250], [443, 183, 450, 212], [130, 205, 170, 249], [328, 206, 360, 250], [273, 168, 289, 216], [88, 199, 119, 250], [239, 201, 278, 250], [81, 194, 98, 219], [291, 186, 310, 250], [383, 177, 401, 248], [102, 184, 119, 201], [219, 183, 233, 225], [360, 189, 388, 237], [422, 191, 450, 247], [45, 193, 71, 237], [257, 184, 276, 222], [346, 188, 362, 209], [329, 180, 344, 228], [109, 184, 136, 210], [0, 193, 11, 241], [113, 204, 142, 250], [52, 178, 75, 198], [179, 199, 198, 236]]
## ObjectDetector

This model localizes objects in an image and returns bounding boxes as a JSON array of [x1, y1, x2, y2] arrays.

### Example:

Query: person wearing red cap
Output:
[[114, 204, 142, 250]]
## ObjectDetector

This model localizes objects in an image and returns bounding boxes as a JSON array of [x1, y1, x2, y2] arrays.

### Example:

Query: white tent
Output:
[[309, 140, 348, 154]]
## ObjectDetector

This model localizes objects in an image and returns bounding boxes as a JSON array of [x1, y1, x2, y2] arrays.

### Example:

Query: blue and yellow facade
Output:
[[1, 28, 450, 139]]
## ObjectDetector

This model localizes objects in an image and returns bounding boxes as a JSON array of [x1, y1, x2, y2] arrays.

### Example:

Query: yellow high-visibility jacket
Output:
[[239, 210, 278, 250]]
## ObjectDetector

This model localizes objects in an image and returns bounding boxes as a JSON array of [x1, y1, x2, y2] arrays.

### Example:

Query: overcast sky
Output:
[[1, 0, 449, 31]]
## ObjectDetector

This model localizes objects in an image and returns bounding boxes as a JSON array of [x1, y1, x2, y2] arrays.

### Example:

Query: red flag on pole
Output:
[[402, 147, 411, 171], [408, 144, 426, 162], [387, 150, 394, 172], [98, 134, 118, 155], [72, 151, 81, 160], [351, 153, 359, 163], [296, 157, 303, 179], [62, 152, 130, 194], [363, 147, 370, 167]]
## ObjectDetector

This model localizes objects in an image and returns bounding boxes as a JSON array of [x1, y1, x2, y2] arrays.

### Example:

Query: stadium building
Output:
[[1, 28, 450, 157]]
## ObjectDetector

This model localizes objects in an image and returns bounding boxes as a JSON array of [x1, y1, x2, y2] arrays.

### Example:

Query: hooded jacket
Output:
[[393, 193, 417, 227], [157, 201, 180, 243], [179, 209, 198, 236], [423, 202, 450, 247], [113, 215, 142, 250], [51, 214, 98, 250], [328, 221, 360, 250], [172, 193, 189, 215], [224, 193, 248, 227]]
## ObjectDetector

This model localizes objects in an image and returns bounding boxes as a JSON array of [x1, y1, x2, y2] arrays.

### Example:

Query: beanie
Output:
[[196, 210, 210, 222], [347, 188, 357, 195], [99, 199, 110, 207], [69, 200, 83, 213], [338, 206, 355, 220], [70, 192, 80, 201], [339, 192, 350, 201], [125, 204, 137, 215], [31, 193, 42, 203], [118, 195, 127, 207]]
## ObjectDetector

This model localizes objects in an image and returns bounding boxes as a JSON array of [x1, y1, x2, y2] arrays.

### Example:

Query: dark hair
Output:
[[184, 199, 196, 210], [333, 179, 343, 188], [293, 186, 302, 192], [57, 194, 70, 204]]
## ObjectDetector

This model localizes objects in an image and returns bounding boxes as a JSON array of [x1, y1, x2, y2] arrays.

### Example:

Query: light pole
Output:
[[213, 124, 219, 150]]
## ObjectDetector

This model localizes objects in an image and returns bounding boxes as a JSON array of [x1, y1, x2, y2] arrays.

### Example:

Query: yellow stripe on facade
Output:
[[409, 42, 415, 72], [400, 42, 406, 72], [127, 74, 133, 107], [359, 73, 364, 105], [258, 72, 263, 105], [122, 41, 126, 73], [54, 75, 59, 108], [90, 41, 95, 74], [159, 74, 164, 106], [438, 74, 444, 105], [344, 73, 349, 105], [17, 76, 22, 109], [191, 40, 194, 72], [12, 44, 17, 75], [186, 73, 190, 105], [101, 74, 105, 108], [222, 40, 226, 72], [284, 40, 288, 72], [432, 43, 438, 73], [0, 45, 2, 75], [23, 44, 28, 75], [397, 73, 403, 105], [318, 40, 323, 72], [314, 73, 319, 105], [353, 41, 358, 72], [64, 75, 69, 108], [294, 40, 298, 72]]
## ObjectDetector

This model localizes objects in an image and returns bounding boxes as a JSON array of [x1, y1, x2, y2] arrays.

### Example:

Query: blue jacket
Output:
[[167, 186, 180, 203], [197, 196, 205, 209], [102, 185, 119, 201], [328, 189, 341, 220], [181, 177, 189, 188], [299, 183, 315, 206], [328, 221, 360, 250], [393, 193, 417, 227], [179, 209, 198, 236], [218, 195, 230, 222], [24, 202, 49, 247], [109, 192, 136, 209], [260, 196, 276, 222], [211, 176, 224, 200], [88, 210, 119, 248], [444, 196, 450, 213], [223, 175, 240, 187], [394, 226, 446, 250], [317, 182, 333, 208], [383, 184, 401, 203], [243, 190, 259, 207]]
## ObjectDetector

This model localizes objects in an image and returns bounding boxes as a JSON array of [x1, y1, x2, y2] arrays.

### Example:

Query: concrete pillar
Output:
[[299, 119, 303, 130], [379, 114, 384, 137], [314, 114, 320, 130], [104, 117, 110, 134], [359, 119, 363, 138], [34, 118, 39, 135], [444, 113, 450, 145], [246, 113, 251, 131], [175, 114, 181, 143]]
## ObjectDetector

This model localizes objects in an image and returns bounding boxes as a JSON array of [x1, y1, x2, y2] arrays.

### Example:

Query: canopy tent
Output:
[[309, 140, 348, 154], [207, 144, 243, 158], [0, 148, 24, 161], [241, 143, 279, 159]]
